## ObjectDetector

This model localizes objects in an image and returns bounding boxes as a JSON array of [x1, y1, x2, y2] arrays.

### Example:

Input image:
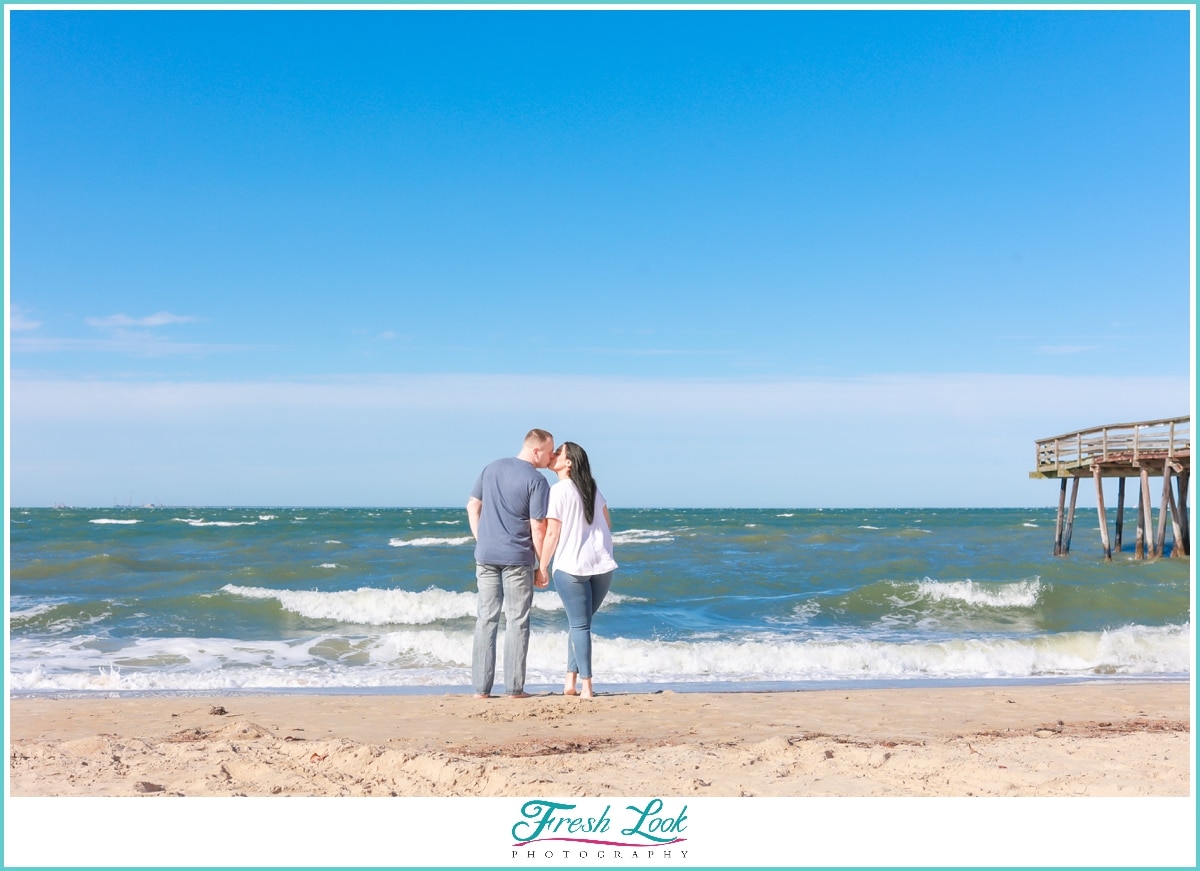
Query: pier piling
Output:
[[1114, 477, 1126, 554], [1094, 467, 1111, 561], [1141, 469, 1155, 558], [1156, 461, 1173, 557], [1063, 477, 1080, 554], [1177, 471, 1191, 556]]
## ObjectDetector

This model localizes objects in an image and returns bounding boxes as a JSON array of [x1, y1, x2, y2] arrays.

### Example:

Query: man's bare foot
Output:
[[473, 693, 492, 699], [563, 689, 578, 696], [508, 691, 532, 699]]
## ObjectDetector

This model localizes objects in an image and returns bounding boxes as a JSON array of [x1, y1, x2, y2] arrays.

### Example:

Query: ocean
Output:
[[7, 506, 1192, 695]]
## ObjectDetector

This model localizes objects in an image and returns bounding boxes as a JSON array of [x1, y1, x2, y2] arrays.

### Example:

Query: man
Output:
[[467, 428, 555, 699]]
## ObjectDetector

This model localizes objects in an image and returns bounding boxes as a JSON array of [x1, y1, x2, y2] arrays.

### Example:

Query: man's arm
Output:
[[530, 517, 548, 561], [467, 497, 483, 540]]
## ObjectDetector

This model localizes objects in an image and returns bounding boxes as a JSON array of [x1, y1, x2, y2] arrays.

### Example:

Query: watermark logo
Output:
[[511, 799, 689, 861]]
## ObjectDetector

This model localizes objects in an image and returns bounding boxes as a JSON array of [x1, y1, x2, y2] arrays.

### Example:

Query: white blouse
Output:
[[547, 480, 619, 576]]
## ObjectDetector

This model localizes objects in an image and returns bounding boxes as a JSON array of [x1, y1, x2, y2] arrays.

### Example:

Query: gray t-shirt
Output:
[[470, 457, 550, 566]]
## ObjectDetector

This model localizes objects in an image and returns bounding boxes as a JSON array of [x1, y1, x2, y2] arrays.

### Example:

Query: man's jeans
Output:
[[472, 563, 534, 695]]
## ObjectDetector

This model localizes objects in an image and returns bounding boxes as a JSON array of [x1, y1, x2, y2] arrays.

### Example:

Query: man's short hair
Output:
[[524, 428, 554, 447]]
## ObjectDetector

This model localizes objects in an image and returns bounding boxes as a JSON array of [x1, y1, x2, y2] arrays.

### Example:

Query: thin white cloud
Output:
[[590, 347, 729, 357], [1036, 344, 1098, 356], [86, 312, 198, 329], [9, 306, 42, 332], [12, 311, 225, 356], [11, 336, 259, 356]]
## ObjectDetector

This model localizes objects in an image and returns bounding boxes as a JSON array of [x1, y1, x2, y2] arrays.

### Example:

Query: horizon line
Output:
[[13, 503, 1068, 511]]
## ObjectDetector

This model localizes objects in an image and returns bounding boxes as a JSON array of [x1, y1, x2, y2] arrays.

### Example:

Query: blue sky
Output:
[[6, 6, 1193, 507]]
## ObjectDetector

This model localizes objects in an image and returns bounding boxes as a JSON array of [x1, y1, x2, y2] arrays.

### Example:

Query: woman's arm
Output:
[[603, 504, 612, 529], [537, 518, 562, 587]]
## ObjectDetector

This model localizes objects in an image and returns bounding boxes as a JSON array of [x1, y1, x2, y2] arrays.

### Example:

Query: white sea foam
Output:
[[1023, 522, 1039, 528], [173, 518, 258, 527], [787, 600, 822, 624], [9, 623, 1190, 692], [858, 525, 882, 530], [8, 590, 117, 635], [259, 514, 278, 521], [612, 529, 676, 545], [218, 584, 604, 625], [603, 593, 644, 605], [587, 624, 1193, 684], [317, 563, 339, 569], [9, 600, 59, 620], [776, 513, 795, 517], [216, 584, 635, 626], [914, 578, 1043, 609], [221, 584, 480, 624], [434, 520, 461, 525], [388, 536, 473, 547], [88, 518, 140, 525], [325, 540, 342, 544]]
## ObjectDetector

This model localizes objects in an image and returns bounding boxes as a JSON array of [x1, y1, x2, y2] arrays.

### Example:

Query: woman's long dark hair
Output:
[[562, 442, 599, 525]]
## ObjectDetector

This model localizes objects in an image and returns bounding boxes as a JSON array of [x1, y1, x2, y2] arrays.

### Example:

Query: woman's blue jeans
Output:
[[552, 570, 613, 679]]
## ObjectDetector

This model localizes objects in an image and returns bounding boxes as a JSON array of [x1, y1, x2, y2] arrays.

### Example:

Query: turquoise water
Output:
[[8, 506, 1192, 693]]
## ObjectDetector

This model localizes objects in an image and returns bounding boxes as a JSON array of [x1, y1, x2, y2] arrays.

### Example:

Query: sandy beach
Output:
[[8, 681, 1191, 798]]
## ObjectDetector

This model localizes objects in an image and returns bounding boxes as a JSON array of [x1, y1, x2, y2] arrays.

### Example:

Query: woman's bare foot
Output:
[[580, 678, 594, 699], [563, 672, 578, 696]]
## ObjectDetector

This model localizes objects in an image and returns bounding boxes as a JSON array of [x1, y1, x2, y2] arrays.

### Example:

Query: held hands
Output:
[[535, 567, 550, 589]]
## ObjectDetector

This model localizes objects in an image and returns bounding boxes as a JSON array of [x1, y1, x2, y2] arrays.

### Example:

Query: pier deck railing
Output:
[[1033, 416, 1191, 478]]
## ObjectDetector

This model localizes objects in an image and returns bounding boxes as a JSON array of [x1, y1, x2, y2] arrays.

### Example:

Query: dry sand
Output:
[[8, 681, 1191, 798]]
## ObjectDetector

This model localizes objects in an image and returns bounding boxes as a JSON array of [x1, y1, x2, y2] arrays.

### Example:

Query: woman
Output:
[[537, 442, 618, 699]]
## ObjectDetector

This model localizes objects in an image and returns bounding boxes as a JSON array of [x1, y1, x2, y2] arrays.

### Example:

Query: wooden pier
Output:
[[1030, 416, 1191, 560]]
